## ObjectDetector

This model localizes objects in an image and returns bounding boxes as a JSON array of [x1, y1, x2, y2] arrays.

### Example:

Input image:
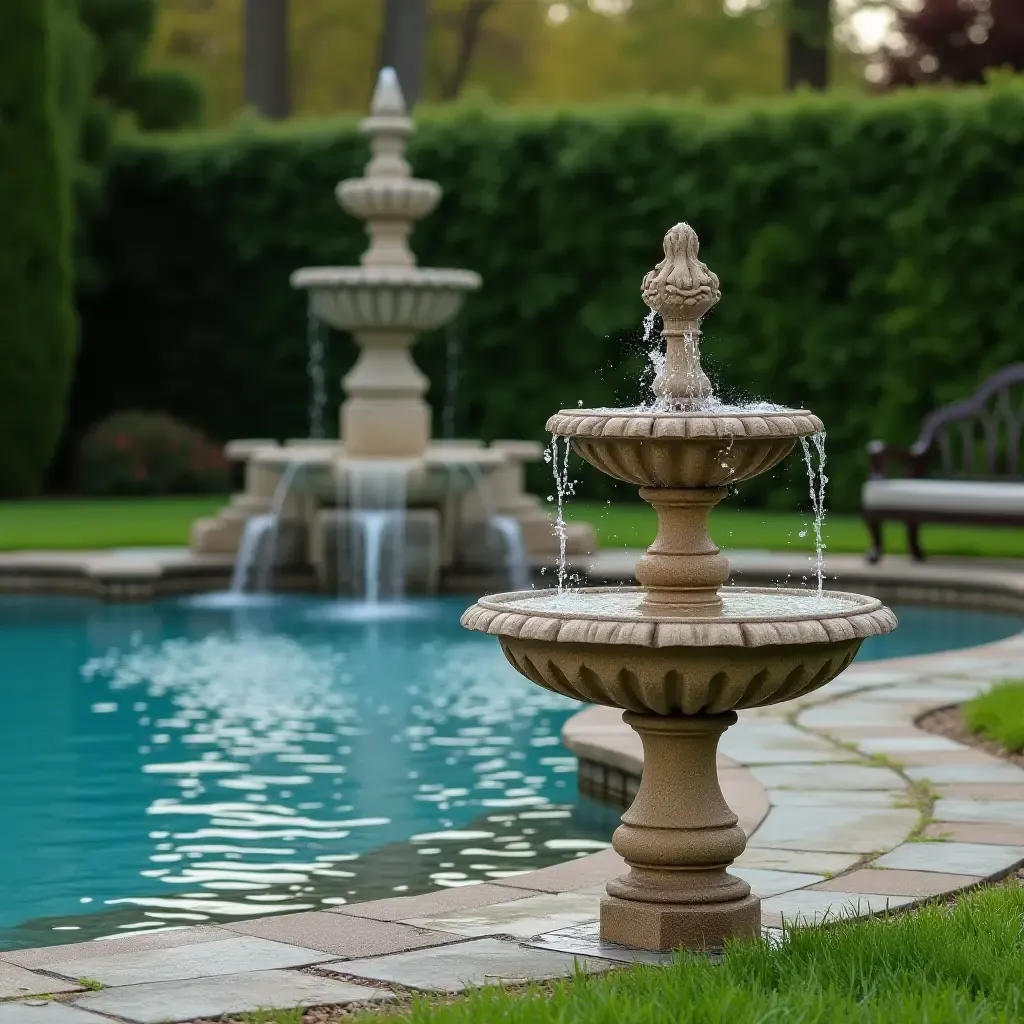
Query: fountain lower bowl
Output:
[[461, 587, 896, 714]]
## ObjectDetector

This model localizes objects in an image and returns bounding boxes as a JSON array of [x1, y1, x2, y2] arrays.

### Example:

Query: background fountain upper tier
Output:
[[291, 66, 480, 461]]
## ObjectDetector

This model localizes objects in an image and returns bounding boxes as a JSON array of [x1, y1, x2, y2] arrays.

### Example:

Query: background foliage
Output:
[[69, 79, 1024, 511], [0, 0, 77, 497]]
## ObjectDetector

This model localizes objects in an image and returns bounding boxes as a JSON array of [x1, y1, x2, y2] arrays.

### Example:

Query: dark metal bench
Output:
[[862, 363, 1024, 562]]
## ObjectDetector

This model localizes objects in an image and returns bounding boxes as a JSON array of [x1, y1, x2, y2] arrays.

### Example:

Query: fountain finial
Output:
[[371, 66, 408, 117], [642, 223, 720, 409]]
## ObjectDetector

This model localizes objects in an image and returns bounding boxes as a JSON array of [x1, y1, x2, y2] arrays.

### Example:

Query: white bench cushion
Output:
[[862, 478, 1024, 517]]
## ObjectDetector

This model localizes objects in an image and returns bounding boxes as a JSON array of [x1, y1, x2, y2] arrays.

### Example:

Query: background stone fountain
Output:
[[190, 69, 594, 596], [463, 223, 897, 950]]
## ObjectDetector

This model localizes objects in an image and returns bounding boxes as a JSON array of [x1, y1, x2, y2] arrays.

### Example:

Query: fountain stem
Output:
[[602, 711, 759, 949], [635, 487, 729, 615], [654, 320, 713, 409]]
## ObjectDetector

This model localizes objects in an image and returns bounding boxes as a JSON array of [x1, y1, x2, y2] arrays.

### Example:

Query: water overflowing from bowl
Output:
[[545, 437, 574, 592], [799, 431, 828, 593], [307, 300, 328, 440]]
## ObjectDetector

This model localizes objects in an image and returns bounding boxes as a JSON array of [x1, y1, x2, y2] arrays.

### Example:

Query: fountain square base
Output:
[[600, 892, 761, 951]]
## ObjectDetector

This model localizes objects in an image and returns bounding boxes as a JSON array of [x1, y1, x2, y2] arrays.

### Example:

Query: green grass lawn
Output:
[[568, 501, 1024, 559], [237, 883, 1024, 1024], [0, 497, 228, 551], [963, 681, 1024, 753], [0, 497, 1022, 559]]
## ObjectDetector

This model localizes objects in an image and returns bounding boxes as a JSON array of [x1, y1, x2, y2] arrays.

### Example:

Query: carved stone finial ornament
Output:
[[642, 223, 720, 408]]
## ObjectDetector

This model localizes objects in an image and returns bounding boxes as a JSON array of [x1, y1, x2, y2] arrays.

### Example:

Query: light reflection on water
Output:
[[0, 594, 1018, 949], [0, 595, 612, 949]]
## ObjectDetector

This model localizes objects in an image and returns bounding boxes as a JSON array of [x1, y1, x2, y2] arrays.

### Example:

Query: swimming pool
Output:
[[0, 594, 1018, 949]]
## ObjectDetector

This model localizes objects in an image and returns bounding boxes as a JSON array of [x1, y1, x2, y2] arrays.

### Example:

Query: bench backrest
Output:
[[917, 363, 1024, 480]]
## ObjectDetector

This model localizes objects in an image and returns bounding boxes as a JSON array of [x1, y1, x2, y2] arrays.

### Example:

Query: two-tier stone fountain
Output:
[[462, 223, 897, 950]]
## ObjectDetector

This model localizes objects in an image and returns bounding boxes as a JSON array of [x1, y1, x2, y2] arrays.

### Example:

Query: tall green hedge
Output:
[[72, 82, 1024, 510], [0, 0, 77, 497]]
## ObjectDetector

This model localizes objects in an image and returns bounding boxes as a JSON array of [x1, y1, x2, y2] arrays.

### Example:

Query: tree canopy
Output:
[[151, 0, 869, 124]]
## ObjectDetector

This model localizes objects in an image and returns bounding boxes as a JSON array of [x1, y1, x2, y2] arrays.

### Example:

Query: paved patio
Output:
[[0, 624, 1021, 1021]]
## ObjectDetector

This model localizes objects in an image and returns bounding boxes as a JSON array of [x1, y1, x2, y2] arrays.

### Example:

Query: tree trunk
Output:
[[245, 0, 290, 119], [378, 0, 429, 108], [441, 0, 497, 101], [786, 0, 830, 91]]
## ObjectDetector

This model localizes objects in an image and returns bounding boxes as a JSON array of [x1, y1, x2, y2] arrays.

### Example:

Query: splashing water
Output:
[[544, 437, 574, 592], [641, 310, 663, 405], [307, 302, 328, 439], [799, 431, 828, 593]]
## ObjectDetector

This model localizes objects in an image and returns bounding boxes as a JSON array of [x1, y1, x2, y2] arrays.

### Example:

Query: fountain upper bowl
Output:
[[291, 266, 481, 332], [546, 407, 823, 488], [461, 586, 896, 715]]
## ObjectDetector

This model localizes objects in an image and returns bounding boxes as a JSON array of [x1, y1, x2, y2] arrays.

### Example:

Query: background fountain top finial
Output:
[[641, 222, 721, 325], [371, 66, 407, 117]]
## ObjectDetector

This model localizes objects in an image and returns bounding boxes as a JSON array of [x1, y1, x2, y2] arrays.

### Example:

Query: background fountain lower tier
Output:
[[191, 439, 595, 596]]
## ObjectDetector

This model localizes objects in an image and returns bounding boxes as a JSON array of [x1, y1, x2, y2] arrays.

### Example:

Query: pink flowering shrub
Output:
[[77, 411, 229, 495]]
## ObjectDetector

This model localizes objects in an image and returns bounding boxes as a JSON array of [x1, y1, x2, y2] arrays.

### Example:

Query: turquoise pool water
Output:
[[0, 595, 1018, 949]]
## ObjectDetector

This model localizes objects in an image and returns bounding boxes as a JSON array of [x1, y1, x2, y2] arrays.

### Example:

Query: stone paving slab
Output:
[[73, 969, 391, 1023], [224, 910, 461, 958], [0, 1005, 100, 1022], [933, 799, 1024, 824], [855, 735, 964, 754], [906, 763, 1024, 784], [332, 937, 614, 993], [749, 763, 905, 791], [37, 934, 336, 987], [747, 806, 918, 854], [764, 789, 905, 808], [0, 962, 83, 999], [873, 841, 1024, 877], [719, 723, 857, 765], [734, 848, 863, 876], [922, 821, 1024, 845], [1, 926, 234, 970], [525, 922, 677, 965], [337, 883, 544, 922], [731, 867, 825, 897], [811, 868, 981, 897], [800, 702, 930, 729], [406, 890, 602, 939]]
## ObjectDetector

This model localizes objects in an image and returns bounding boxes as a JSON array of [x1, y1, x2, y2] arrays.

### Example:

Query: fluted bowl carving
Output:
[[462, 587, 896, 714], [292, 267, 481, 332], [547, 408, 823, 488], [337, 177, 441, 222]]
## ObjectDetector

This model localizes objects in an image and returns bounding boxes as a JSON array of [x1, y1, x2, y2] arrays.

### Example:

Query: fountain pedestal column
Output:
[[635, 486, 729, 615], [341, 328, 431, 459], [602, 712, 759, 949]]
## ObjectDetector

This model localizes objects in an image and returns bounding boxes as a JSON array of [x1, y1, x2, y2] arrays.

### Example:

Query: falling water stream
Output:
[[799, 431, 829, 593], [446, 462, 530, 591], [545, 437, 574, 592], [307, 301, 328, 440], [230, 461, 305, 593], [344, 463, 410, 602]]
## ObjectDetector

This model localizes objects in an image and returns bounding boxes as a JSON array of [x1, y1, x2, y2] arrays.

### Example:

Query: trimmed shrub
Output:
[[71, 81, 1024, 510], [77, 410, 230, 495], [0, 0, 77, 497]]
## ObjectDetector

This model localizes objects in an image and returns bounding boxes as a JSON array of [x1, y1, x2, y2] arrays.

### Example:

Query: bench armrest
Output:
[[866, 440, 929, 479]]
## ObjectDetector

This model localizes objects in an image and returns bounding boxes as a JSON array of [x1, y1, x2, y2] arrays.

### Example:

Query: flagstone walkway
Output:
[[1, 634, 1023, 1022]]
